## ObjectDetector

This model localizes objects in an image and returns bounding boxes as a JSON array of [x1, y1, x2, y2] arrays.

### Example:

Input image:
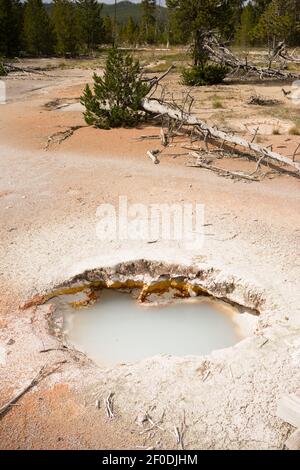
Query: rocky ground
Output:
[[0, 59, 299, 449]]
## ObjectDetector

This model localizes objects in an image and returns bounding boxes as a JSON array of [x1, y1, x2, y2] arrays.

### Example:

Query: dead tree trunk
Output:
[[141, 98, 300, 173], [201, 33, 299, 80], [1, 62, 49, 76]]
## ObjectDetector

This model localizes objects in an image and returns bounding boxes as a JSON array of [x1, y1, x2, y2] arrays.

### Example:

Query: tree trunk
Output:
[[141, 97, 300, 173]]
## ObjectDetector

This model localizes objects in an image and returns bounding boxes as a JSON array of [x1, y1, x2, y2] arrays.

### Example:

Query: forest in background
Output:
[[0, 0, 300, 57]]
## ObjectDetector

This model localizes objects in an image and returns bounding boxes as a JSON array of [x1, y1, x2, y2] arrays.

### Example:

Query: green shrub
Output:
[[181, 63, 229, 86], [80, 48, 150, 129], [0, 61, 7, 76]]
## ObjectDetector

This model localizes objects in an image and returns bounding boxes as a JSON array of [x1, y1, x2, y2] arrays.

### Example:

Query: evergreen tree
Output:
[[252, 0, 293, 45], [288, 0, 300, 44], [235, 3, 256, 47], [23, 0, 54, 55], [125, 16, 138, 45], [76, 0, 103, 51], [52, 0, 78, 56], [252, 0, 273, 16], [141, 0, 156, 43], [0, 0, 23, 56], [102, 16, 113, 45], [80, 48, 149, 128], [167, 0, 243, 66]]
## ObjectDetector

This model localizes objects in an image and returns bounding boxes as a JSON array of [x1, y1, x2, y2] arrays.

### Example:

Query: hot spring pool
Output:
[[53, 289, 242, 365]]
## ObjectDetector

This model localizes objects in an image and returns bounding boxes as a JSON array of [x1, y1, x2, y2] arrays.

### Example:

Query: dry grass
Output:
[[266, 106, 300, 127], [289, 126, 300, 136], [212, 98, 224, 109]]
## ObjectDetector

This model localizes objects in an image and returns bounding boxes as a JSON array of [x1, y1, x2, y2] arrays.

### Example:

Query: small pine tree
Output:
[[23, 0, 54, 56], [80, 48, 149, 129]]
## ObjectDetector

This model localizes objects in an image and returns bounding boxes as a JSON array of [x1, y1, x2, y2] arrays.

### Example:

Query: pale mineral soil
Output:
[[0, 57, 300, 450]]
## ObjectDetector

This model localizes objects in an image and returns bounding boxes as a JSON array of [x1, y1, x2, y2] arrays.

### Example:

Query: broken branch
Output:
[[0, 361, 66, 418]]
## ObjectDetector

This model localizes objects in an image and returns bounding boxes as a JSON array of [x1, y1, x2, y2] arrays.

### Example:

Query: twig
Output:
[[139, 411, 165, 434], [160, 127, 168, 146], [146, 65, 174, 92], [187, 157, 259, 182], [251, 127, 260, 143], [259, 338, 269, 348], [45, 125, 86, 150], [39, 343, 88, 359], [135, 134, 160, 141], [0, 361, 66, 418], [104, 392, 114, 419], [250, 154, 267, 176], [172, 423, 185, 449], [293, 143, 300, 162], [202, 370, 211, 382]]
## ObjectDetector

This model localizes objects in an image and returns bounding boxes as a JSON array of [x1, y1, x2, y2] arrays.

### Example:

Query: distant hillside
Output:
[[44, 2, 168, 24], [103, 1, 167, 23]]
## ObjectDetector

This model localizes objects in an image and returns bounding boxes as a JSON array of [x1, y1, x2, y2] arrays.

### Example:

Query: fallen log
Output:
[[79, 65, 299, 174], [202, 33, 298, 80], [141, 98, 300, 173], [2, 62, 49, 76]]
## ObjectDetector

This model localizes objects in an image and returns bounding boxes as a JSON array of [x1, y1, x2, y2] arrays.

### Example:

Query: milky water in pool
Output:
[[56, 289, 242, 365]]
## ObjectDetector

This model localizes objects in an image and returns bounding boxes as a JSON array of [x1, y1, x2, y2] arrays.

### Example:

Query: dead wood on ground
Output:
[[2, 62, 50, 76], [141, 96, 300, 174], [0, 360, 66, 418], [201, 33, 299, 80], [246, 95, 281, 106], [45, 125, 86, 150]]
